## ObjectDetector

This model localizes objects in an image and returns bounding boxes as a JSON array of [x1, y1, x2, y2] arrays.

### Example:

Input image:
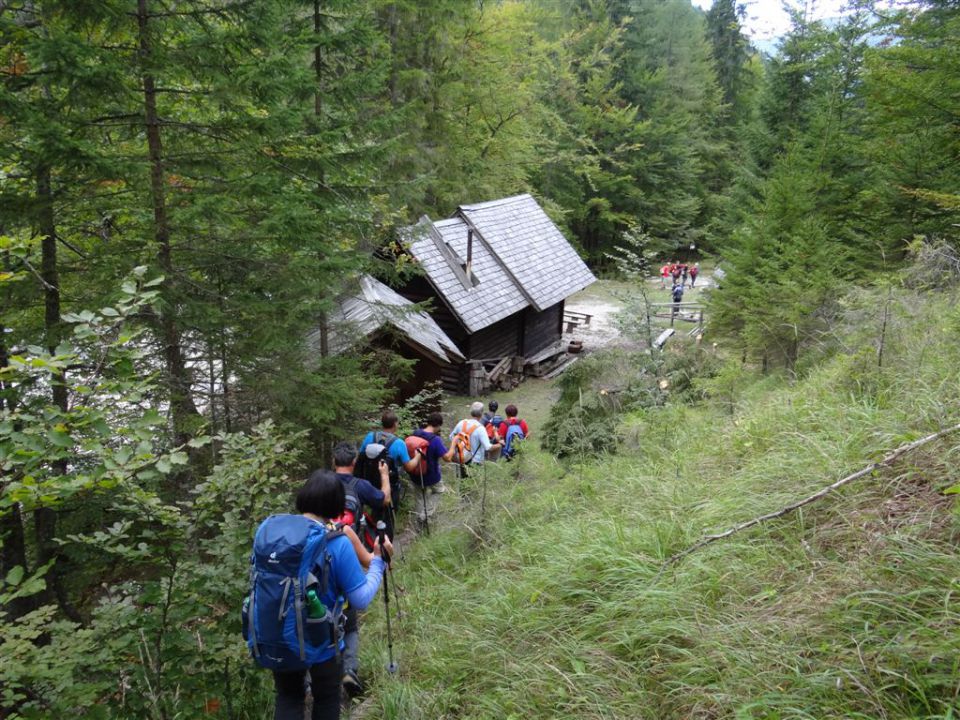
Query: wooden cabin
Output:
[[401, 194, 596, 393], [307, 275, 465, 399]]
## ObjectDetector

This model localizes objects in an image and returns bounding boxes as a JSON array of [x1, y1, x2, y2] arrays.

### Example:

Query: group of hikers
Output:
[[660, 261, 700, 290], [243, 401, 529, 719], [660, 261, 702, 307]]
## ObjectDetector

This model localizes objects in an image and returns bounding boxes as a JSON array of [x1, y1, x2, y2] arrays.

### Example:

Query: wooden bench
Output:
[[563, 310, 593, 334]]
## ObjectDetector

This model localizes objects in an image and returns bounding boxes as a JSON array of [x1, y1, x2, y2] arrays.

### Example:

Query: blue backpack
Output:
[[241, 515, 344, 671], [502, 422, 525, 459]]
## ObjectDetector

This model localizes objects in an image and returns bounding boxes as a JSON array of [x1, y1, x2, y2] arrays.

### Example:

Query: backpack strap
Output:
[[376, 431, 398, 450], [292, 576, 306, 661], [247, 568, 260, 658]]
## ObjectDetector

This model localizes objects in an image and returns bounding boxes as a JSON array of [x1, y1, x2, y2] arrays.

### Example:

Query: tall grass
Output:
[[356, 288, 960, 719]]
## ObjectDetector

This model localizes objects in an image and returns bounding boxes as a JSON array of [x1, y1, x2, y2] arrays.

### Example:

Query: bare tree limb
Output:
[[656, 422, 960, 576]]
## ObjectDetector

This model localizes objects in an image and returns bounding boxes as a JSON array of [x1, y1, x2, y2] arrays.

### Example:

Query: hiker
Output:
[[449, 402, 500, 476], [359, 411, 421, 477], [495, 404, 530, 440], [405, 411, 457, 521], [689, 263, 699, 287], [496, 404, 529, 460], [671, 264, 682, 286], [246, 470, 392, 720], [482, 400, 504, 461], [681, 263, 689, 287], [359, 411, 421, 534], [332, 441, 391, 697], [659, 263, 670, 288], [671, 283, 684, 321], [481, 399, 499, 427]]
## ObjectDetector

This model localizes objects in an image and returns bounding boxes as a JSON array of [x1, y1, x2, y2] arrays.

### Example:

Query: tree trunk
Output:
[[136, 0, 200, 446], [36, 163, 82, 624]]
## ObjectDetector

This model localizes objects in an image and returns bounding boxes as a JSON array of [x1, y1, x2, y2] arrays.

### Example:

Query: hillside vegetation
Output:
[[357, 285, 960, 719]]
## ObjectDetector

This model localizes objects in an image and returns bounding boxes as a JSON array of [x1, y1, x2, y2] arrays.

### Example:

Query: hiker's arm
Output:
[[342, 525, 372, 569], [437, 439, 456, 462], [378, 461, 392, 506], [344, 558, 384, 611], [344, 536, 392, 611], [395, 442, 420, 474]]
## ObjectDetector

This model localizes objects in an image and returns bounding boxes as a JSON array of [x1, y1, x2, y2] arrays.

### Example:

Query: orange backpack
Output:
[[452, 420, 480, 464]]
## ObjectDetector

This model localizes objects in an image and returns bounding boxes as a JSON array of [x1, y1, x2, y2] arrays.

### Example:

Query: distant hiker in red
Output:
[[496, 405, 530, 440], [671, 266, 682, 285], [497, 404, 529, 460], [689, 263, 699, 287], [660, 264, 670, 288]]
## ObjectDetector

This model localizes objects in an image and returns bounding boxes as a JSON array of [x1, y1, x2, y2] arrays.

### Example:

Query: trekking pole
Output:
[[480, 460, 488, 528], [418, 463, 430, 537], [376, 521, 399, 674], [363, 514, 401, 620]]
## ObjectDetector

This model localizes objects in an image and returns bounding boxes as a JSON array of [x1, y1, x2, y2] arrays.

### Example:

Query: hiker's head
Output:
[[425, 411, 443, 429], [332, 441, 358, 469], [505, 404, 519, 418], [470, 401, 484, 419], [488, 400, 498, 413], [381, 410, 398, 432], [297, 469, 345, 520]]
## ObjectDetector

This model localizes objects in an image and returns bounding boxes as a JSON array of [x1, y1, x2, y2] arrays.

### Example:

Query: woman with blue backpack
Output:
[[244, 470, 393, 720]]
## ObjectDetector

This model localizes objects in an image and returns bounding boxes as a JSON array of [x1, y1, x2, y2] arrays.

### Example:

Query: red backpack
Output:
[[404, 434, 429, 478]]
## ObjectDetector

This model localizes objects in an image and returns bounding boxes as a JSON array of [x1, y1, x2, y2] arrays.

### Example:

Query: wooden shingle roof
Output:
[[307, 275, 465, 364], [459, 194, 596, 312], [406, 194, 596, 334]]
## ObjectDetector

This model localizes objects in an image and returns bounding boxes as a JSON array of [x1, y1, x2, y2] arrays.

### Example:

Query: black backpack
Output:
[[355, 431, 402, 535]]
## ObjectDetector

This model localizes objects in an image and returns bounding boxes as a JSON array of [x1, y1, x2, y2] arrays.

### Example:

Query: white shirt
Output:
[[449, 418, 493, 464]]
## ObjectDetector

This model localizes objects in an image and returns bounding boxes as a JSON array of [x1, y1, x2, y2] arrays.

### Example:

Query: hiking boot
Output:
[[342, 669, 364, 699], [430, 481, 447, 494]]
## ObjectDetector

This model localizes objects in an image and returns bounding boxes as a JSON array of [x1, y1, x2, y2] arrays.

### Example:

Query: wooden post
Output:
[[468, 361, 485, 396], [465, 229, 473, 283]]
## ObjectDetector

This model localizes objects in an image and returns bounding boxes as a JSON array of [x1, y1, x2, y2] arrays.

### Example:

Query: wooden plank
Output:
[[653, 328, 675, 349], [525, 339, 566, 365], [487, 356, 512, 382], [544, 355, 580, 379]]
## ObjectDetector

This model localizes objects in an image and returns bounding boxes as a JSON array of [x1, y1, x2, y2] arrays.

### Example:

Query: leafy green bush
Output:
[[0, 272, 310, 718]]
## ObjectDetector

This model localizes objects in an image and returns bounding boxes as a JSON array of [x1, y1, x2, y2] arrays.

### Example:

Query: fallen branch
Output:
[[657, 422, 960, 576]]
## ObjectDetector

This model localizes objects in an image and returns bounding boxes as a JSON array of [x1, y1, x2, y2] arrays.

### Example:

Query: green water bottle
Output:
[[305, 588, 326, 619]]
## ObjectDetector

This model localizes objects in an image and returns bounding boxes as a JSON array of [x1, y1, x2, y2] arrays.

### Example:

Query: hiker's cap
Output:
[[470, 401, 484, 416]]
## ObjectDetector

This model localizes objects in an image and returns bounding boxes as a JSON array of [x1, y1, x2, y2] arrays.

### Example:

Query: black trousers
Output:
[[273, 655, 341, 720]]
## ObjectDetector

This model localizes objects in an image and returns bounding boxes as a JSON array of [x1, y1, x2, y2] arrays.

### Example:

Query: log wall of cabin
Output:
[[399, 277, 567, 394], [522, 301, 564, 357], [464, 311, 523, 362]]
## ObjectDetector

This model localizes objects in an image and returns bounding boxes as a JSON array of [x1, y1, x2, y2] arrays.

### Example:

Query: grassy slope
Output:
[[358, 290, 960, 720]]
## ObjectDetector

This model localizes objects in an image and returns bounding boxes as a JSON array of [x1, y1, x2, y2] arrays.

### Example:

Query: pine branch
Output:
[[657, 422, 960, 576]]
